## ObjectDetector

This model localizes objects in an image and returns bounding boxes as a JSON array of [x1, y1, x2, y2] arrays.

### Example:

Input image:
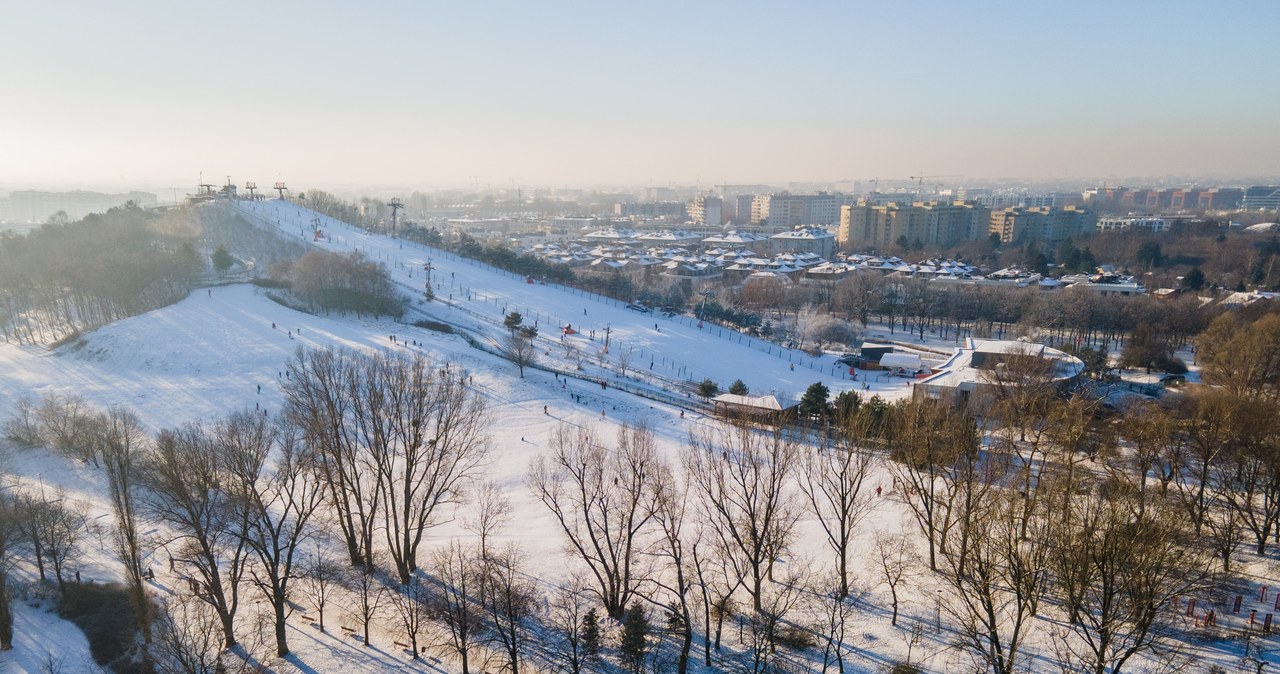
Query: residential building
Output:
[[734, 194, 756, 224], [989, 206, 1096, 244], [688, 195, 723, 225], [768, 226, 836, 257], [1096, 216, 1168, 233], [614, 201, 685, 219], [838, 201, 990, 249], [750, 192, 860, 228]]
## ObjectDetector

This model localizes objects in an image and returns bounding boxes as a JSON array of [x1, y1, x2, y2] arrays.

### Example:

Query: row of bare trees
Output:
[[281, 345, 489, 583], [528, 413, 881, 673]]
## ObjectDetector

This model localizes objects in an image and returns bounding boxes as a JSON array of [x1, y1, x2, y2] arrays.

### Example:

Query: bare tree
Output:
[[2, 394, 41, 446], [685, 422, 802, 613], [141, 422, 247, 649], [388, 578, 432, 659], [0, 491, 19, 650], [983, 342, 1062, 443], [689, 537, 741, 663], [464, 480, 512, 563], [545, 581, 593, 674], [429, 542, 483, 674], [38, 394, 100, 465], [735, 564, 807, 674], [345, 567, 387, 648], [1051, 481, 1210, 674], [282, 347, 378, 570], [480, 544, 534, 674], [505, 331, 537, 379], [299, 549, 342, 632], [221, 413, 325, 657], [815, 578, 854, 674], [99, 407, 152, 651], [650, 461, 695, 674], [886, 397, 980, 572], [939, 486, 1048, 674], [871, 528, 913, 627], [799, 416, 876, 599], [15, 487, 87, 591], [150, 591, 224, 674], [529, 422, 657, 619], [1175, 389, 1235, 535], [354, 353, 489, 584]]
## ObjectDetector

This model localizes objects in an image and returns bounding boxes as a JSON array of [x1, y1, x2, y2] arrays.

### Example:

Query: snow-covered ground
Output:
[[0, 200, 1269, 673]]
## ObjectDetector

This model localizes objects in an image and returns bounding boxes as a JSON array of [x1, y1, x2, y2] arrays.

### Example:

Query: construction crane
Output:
[[870, 177, 914, 191], [908, 175, 958, 193], [387, 197, 404, 237]]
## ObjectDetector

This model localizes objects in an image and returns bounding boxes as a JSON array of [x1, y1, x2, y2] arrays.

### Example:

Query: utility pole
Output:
[[387, 197, 404, 237], [604, 324, 611, 353], [698, 289, 715, 323]]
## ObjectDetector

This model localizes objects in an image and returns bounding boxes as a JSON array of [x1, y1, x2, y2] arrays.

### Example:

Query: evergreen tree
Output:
[[832, 390, 861, 420], [1135, 241, 1164, 269], [697, 379, 720, 400], [504, 312, 524, 331], [1182, 266, 1206, 291], [619, 602, 649, 674], [799, 382, 831, 419], [211, 245, 234, 273], [728, 379, 749, 396], [582, 609, 601, 661]]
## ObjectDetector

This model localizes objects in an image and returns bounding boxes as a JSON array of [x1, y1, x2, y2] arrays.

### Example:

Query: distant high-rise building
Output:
[[750, 192, 860, 229], [688, 195, 723, 225], [734, 194, 755, 224], [989, 206, 1096, 244], [839, 201, 990, 249], [614, 201, 685, 219], [643, 187, 679, 202]]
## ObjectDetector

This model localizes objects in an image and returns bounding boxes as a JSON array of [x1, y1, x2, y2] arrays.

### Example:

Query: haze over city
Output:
[[3, 0, 1278, 190]]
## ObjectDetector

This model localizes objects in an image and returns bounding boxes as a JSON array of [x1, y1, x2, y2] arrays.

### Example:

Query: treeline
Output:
[[269, 249, 405, 318], [819, 273, 1219, 349], [0, 203, 203, 345]]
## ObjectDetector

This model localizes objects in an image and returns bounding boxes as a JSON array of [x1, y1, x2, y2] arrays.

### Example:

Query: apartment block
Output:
[[838, 201, 991, 249], [989, 206, 1096, 244]]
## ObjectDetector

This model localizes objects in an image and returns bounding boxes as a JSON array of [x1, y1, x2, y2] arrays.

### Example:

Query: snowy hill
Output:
[[0, 200, 1262, 673]]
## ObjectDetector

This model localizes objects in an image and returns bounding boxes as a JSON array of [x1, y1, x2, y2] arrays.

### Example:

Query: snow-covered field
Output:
[[0, 200, 1268, 673]]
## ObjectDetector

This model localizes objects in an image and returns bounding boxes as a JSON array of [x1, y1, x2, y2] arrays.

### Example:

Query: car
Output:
[[625, 303, 651, 313]]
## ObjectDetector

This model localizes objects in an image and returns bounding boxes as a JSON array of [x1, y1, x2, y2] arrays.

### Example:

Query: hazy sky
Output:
[[2, 0, 1277, 190]]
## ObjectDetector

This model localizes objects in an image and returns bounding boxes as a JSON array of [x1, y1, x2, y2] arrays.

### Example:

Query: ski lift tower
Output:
[[698, 289, 715, 325], [245, 182, 258, 201], [387, 197, 404, 237], [273, 182, 289, 200]]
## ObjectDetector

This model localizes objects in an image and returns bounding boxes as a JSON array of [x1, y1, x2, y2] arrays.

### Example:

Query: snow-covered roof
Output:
[[711, 393, 790, 410], [880, 353, 924, 370]]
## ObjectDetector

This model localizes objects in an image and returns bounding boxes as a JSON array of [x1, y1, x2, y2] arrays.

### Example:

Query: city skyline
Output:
[[2, 0, 1278, 190]]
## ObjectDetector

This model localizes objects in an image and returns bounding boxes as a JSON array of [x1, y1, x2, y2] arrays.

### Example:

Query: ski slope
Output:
[[0, 200, 1260, 673]]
